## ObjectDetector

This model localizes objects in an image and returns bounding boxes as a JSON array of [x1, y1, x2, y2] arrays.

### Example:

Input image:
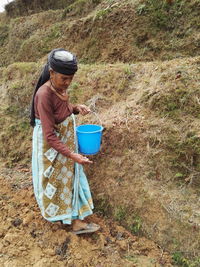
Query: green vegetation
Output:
[[0, 62, 38, 166], [94, 195, 112, 217], [114, 206, 142, 235], [124, 255, 138, 263], [95, 7, 112, 19], [0, 120, 32, 167], [149, 87, 200, 118], [0, 24, 9, 46], [3, 62, 39, 116], [163, 129, 200, 185], [138, 0, 200, 31], [114, 206, 127, 222], [172, 251, 200, 267], [146, 0, 185, 30], [64, 0, 98, 16], [141, 65, 200, 119]]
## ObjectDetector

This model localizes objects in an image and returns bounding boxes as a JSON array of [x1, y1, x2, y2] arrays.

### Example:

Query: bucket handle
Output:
[[91, 111, 103, 126]]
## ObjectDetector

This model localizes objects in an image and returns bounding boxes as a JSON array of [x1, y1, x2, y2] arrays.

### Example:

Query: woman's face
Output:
[[50, 70, 74, 92]]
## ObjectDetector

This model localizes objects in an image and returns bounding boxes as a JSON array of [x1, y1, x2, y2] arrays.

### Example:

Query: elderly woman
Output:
[[30, 48, 99, 234]]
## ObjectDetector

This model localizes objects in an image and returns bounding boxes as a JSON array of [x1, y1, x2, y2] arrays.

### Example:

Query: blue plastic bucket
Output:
[[76, 124, 104, 155]]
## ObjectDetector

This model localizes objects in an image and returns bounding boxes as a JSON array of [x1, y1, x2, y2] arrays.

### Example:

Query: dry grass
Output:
[[0, 0, 199, 66]]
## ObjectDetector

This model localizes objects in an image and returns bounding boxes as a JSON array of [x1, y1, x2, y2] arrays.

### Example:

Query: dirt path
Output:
[[0, 166, 172, 267]]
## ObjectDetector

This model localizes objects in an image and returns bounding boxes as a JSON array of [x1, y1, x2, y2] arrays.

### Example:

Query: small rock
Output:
[[4, 233, 19, 243], [0, 226, 9, 238], [23, 213, 34, 225], [105, 236, 112, 243], [45, 248, 55, 256], [115, 226, 125, 232], [75, 253, 82, 260], [132, 250, 140, 255], [30, 229, 37, 238], [0, 242, 4, 251], [67, 260, 75, 267], [116, 240, 127, 250], [97, 234, 106, 250], [116, 232, 124, 240], [33, 259, 50, 267], [24, 208, 29, 213], [18, 246, 27, 251], [51, 224, 60, 231], [11, 218, 22, 227], [55, 247, 62, 256]]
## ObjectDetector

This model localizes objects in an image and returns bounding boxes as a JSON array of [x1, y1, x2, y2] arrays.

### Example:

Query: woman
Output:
[[30, 48, 100, 234]]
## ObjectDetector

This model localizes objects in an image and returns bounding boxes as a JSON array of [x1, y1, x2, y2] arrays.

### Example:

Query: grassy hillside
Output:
[[0, 0, 200, 265], [0, 0, 199, 67]]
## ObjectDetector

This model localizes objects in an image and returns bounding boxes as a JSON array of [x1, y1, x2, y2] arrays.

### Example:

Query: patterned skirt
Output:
[[32, 114, 93, 224]]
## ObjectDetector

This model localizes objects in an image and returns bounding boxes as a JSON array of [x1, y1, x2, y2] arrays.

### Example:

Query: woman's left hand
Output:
[[76, 104, 91, 116]]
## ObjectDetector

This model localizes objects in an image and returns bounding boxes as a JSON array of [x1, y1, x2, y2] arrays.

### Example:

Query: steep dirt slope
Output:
[[0, 166, 172, 267]]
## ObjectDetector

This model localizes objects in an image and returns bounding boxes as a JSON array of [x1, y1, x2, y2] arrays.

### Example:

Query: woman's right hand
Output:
[[69, 153, 93, 164]]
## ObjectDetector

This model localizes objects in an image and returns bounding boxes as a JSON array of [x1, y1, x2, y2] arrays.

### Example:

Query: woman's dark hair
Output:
[[30, 48, 78, 127]]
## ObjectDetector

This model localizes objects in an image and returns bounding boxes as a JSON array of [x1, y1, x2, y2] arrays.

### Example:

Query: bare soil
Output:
[[0, 165, 172, 267]]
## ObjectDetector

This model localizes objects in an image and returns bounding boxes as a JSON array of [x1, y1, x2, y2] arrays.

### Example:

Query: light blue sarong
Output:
[[32, 114, 93, 224]]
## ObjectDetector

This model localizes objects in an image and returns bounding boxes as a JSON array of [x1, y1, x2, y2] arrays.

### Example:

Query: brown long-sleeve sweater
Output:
[[34, 84, 79, 157]]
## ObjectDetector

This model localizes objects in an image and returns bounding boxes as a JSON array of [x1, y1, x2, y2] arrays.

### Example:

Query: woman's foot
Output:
[[72, 219, 100, 234], [72, 219, 88, 231]]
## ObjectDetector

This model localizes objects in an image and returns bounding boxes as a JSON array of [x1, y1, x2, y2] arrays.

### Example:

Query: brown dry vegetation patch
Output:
[[0, 62, 40, 166]]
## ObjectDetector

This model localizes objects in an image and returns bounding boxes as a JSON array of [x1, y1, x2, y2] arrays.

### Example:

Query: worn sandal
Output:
[[73, 223, 100, 235]]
